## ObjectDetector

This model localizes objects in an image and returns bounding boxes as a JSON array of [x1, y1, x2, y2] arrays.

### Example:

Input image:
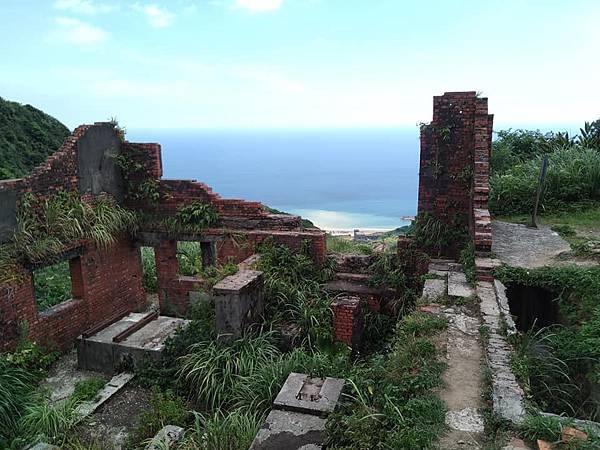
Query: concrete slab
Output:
[[249, 409, 326, 450], [76, 372, 134, 417], [492, 221, 570, 269], [77, 313, 189, 373], [273, 373, 344, 417], [447, 270, 474, 298], [422, 278, 446, 301]]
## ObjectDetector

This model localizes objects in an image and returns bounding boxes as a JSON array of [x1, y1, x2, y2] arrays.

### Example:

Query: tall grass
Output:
[[0, 191, 137, 284], [180, 409, 264, 450], [490, 147, 600, 215], [178, 332, 280, 410], [0, 360, 37, 445]]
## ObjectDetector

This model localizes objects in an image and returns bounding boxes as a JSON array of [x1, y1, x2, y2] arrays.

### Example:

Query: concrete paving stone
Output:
[[273, 373, 344, 417], [448, 271, 474, 298], [422, 278, 446, 301]]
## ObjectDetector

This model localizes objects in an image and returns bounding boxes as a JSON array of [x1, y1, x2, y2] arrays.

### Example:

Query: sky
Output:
[[1, 0, 599, 130]]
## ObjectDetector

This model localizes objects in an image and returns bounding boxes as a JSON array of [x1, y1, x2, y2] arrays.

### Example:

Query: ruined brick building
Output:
[[0, 123, 325, 351], [0, 91, 493, 353]]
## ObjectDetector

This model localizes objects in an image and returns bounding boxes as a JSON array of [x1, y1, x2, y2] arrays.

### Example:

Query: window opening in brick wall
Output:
[[176, 241, 215, 277], [33, 259, 79, 312], [140, 246, 158, 294]]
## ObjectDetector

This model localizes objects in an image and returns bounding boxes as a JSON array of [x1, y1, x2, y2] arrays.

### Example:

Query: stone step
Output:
[[447, 270, 474, 298], [334, 272, 371, 282]]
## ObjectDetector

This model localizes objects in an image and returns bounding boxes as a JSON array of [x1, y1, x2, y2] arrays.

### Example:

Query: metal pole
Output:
[[530, 156, 548, 228]]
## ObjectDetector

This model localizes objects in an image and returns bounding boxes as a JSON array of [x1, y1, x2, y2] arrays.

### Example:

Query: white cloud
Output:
[[135, 4, 175, 28], [53, 0, 115, 15], [52, 17, 109, 45], [235, 0, 283, 12]]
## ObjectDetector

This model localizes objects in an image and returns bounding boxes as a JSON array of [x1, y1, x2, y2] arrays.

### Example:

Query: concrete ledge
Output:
[[77, 313, 189, 374]]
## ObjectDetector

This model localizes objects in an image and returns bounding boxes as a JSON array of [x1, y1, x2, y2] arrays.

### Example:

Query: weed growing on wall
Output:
[[0, 191, 137, 284], [411, 212, 468, 256]]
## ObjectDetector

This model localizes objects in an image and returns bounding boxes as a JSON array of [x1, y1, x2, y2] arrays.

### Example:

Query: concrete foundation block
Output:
[[213, 270, 264, 339], [249, 409, 326, 450], [273, 372, 344, 417]]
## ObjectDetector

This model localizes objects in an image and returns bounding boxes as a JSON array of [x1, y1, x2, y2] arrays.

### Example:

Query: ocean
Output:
[[126, 129, 420, 230]]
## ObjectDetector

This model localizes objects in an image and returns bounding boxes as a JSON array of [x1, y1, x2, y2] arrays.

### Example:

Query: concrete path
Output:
[[419, 261, 485, 449], [492, 221, 570, 269]]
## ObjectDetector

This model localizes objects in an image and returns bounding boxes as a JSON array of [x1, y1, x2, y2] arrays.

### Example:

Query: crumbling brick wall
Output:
[[417, 92, 493, 260], [0, 121, 327, 351], [0, 123, 146, 352]]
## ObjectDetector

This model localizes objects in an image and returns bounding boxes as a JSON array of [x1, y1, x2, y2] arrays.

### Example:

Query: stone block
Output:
[[146, 425, 184, 449], [213, 270, 264, 339], [249, 409, 326, 450], [273, 372, 344, 417]]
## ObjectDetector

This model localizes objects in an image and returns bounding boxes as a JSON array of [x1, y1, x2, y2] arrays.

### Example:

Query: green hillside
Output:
[[0, 97, 70, 179]]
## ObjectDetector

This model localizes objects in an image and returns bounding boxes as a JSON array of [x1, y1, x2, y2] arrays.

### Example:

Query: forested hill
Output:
[[0, 97, 70, 179]]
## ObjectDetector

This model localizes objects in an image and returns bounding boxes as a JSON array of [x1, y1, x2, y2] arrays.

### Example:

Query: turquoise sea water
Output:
[[127, 129, 420, 230]]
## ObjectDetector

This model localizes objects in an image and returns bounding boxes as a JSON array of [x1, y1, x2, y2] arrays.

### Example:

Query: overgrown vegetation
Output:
[[327, 311, 448, 449], [0, 191, 138, 284], [0, 97, 70, 179], [490, 122, 600, 216], [326, 234, 373, 254], [0, 332, 59, 449], [411, 212, 468, 256], [495, 265, 600, 421], [129, 241, 449, 449], [140, 246, 157, 293]]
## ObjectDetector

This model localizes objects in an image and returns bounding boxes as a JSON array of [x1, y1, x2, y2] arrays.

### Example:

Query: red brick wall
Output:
[[0, 238, 146, 352], [417, 92, 493, 259], [0, 123, 146, 352], [214, 230, 326, 266], [331, 296, 363, 348]]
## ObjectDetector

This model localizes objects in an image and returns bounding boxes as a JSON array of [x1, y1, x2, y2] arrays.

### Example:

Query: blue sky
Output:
[[1, 0, 599, 130]]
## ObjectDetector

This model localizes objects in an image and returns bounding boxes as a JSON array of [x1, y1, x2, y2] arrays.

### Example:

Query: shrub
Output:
[[257, 240, 335, 346], [490, 147, 600, 215], [140, 246, 157, 293]]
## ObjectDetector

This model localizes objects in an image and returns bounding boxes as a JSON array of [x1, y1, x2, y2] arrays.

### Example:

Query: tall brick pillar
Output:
[[417, 92, 493, 258]]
